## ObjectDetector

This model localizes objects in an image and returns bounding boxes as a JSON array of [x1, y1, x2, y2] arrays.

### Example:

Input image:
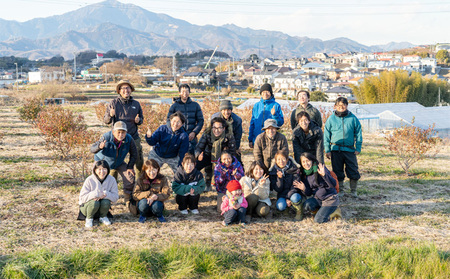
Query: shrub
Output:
[[246, 86, 255, 94], [35, 106, 99, 180], [384, 120, 441, 175], [94, 103, 107, 124], [17, 97, 43, 124], [139, 103, 170, 136]]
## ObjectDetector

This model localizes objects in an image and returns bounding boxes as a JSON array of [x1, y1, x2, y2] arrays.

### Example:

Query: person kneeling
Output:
[[172, 154, 206, 215], [132, 159, 171, 223], [221, 180, 248, 226], [79, 160, 119, 228]]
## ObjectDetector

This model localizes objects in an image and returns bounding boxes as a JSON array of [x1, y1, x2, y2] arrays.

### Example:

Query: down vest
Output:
[[167, 97, 204, 136]]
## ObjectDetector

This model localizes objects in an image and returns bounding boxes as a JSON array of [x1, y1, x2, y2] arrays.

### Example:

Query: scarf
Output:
[[303, 164, 318, 176], [227, 191, 243, 207], [113, 138, 123, 149], [275, 160, 291, 176], [335, 110, 349, 117], [211, 130, 226, 162], [224, 116, 234, 136]]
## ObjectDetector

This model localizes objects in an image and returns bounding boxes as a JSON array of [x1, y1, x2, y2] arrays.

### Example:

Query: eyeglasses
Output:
[[212, 126, 224, 131]]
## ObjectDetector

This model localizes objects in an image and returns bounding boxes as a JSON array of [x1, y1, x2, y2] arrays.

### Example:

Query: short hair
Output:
[[220, 150, 233, 160], [178, 84, 190, 93], [170, 111, 186, 125], [182, 153, 196, 165], [274, 150, 289, 160], [296, 111, 311, 123], [335, 97, 348, 106], [211, 117, 228, 130], [246, 160, 269, 178], [93, 160, 110, 177], [297, 90, 310, 99]]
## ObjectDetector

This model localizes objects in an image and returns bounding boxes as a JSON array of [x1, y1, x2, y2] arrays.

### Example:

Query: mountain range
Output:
[[0, 0, 415, 60]]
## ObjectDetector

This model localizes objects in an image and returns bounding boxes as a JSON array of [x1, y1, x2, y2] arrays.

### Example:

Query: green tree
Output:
[[352, 70, 449, 106], [310, 90, 328, 102], [436, 50, 449, 63]]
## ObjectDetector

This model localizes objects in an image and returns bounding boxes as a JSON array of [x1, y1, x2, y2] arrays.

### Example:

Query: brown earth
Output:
[[0, 103, 449, 256]]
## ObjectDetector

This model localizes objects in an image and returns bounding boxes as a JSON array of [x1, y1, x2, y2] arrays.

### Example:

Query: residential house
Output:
[[179, 72, 211, 85], [324, 86, 354, 102], [28, 67, 66, 83]]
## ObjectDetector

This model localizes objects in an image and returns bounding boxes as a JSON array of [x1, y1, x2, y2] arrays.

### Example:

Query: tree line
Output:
[[351, 70, 450, 107]]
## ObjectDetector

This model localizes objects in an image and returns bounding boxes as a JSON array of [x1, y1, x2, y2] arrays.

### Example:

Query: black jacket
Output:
[[292, 121, 324, 164], [167, 97, 204, 136], [104, 96, 143, 140], [269, 158, 303, 199], [194, 126, 236, 158], [211, 112, 243, 149]]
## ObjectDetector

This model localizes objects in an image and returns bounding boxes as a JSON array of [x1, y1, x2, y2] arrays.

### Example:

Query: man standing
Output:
[[324, 97, 362, 197], [91, 121, 137, 204], [248, 83, 284, 148], [104, 80, 144, 176], [167, 84, 204, 154], [211, 100, 243, 162], [290, 90, 322, 130]]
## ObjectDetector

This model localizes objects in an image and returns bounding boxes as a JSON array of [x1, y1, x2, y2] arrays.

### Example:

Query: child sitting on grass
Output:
[[269, 151, 305, 220], [221, 180, 248, 226], [172, 153, 206, 215], [214, 150, 244, 211]]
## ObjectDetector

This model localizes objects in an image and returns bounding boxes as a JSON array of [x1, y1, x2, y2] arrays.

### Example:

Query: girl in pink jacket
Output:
[[221, 180, 248, 226]]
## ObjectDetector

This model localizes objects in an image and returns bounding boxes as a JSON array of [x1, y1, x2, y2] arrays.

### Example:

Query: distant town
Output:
[[2, 43, 450, 103]]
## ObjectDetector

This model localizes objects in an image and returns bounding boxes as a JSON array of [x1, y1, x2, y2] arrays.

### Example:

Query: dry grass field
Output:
[[0, 94, 449, 277]]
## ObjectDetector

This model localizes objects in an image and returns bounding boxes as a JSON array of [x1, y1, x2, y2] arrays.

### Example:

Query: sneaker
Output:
[[85, 218, 93, 228], [157, 216, 167, 223], [180, 209, 189, 215], [138, 216, 146, 223], [222, 221, 228, 226], [99, 217, 111, 226], [191, 209, 199, 214]]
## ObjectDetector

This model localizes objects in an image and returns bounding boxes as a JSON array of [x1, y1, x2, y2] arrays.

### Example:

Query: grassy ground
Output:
[[0, 102, 449, 278]]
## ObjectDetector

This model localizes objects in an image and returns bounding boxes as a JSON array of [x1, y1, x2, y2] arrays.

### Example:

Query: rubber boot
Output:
[[350, 179, 358, 198], [338, 180, 344, 197], [291, 202, 304, 221], [329, 207, 342, 220]]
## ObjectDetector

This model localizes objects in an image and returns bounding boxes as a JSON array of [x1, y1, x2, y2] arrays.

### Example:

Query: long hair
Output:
[[246, 160, 268, 179]]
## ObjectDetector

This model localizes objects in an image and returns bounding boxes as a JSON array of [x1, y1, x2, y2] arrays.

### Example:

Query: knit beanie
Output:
[[226, 180, 242, 192], [260, 83, 273, 95], [219, 100, 233, 111]]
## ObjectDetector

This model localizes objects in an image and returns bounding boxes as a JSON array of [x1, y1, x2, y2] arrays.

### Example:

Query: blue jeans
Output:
[[276, 193, 301, 211], [138, 199, 164, 218], [303, 197, 337, 223], [223, 207, 247, 225]]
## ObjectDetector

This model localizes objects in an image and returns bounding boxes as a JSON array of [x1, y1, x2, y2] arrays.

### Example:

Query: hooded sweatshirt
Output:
[[79, 163, 119, 205]]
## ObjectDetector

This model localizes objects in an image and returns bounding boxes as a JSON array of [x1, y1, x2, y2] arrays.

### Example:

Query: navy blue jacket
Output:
[[145, 124, 189, 165], [91, 131, 137, 170], [167, 97, 204, 136], [211, 112, 243, 149], [301, 167, 337, 201]]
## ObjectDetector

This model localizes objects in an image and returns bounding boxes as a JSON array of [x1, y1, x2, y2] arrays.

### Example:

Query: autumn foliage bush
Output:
[[18, 97, 43, 124], [94, 103, 107, 125], [384, 121, 441, 175], [35, 106, 99, 180], [140, 103, 171, 135]]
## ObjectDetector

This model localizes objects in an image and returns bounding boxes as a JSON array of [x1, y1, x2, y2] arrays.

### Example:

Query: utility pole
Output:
[[14, 63, 18, 92], [172, 55, 176, 86], [105, 63, 108, 86], [73, 52, 77, 81]]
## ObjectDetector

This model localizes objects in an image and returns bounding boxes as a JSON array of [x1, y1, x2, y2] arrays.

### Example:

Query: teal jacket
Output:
[[324, 111, 362, 153]]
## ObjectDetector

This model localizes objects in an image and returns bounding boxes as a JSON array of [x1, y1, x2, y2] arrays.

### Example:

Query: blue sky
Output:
[[2, 0, 449, 45]]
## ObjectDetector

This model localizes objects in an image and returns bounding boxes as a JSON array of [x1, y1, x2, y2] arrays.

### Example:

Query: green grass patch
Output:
[[0, 156, 33, 164], [0, 238, 447, 278], [0, 171, 52, 189]]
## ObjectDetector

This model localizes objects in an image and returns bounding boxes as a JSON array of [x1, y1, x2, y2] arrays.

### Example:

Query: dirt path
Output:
[[0, 105, 449, 255]]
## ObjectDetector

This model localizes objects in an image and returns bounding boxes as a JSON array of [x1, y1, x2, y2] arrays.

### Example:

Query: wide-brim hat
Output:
[[262, 119, 280, 130], [116, 80, 135, 94]]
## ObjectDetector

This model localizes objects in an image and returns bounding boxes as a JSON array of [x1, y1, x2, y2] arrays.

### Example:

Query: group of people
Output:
[[79, 80, 363, 228]]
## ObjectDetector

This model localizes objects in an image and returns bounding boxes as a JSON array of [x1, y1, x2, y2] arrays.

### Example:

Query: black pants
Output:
[[331, 151, 361, 181], [175, 194, 200, 210], [223, 207, 247, 225]]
